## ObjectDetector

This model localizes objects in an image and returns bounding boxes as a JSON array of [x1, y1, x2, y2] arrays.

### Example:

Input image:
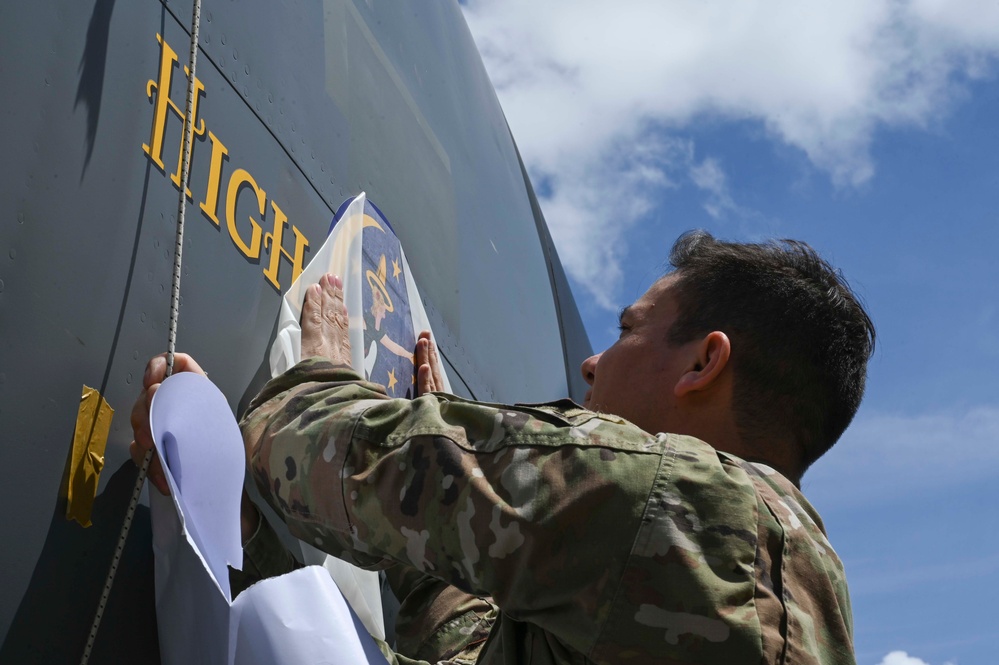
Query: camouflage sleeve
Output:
[[240, 357, 666, 657], [385, 565, 497, 663]]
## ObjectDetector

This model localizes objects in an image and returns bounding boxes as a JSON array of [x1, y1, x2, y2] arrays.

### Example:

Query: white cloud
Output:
[[461, 0, 999, 308], [535, 132, 684, 309], [876, 651, 956, 665], [911, 0, 999, 50], [879, 652, 928, 665], [804, 404, 999, 509], [689, 157, 736, 220]]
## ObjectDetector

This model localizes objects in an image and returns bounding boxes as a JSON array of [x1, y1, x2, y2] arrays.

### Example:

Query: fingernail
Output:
[[333, 274, 342, 289]]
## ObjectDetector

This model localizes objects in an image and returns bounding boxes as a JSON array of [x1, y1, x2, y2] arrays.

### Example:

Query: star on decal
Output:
[[387, 368, 398, 393], [392, 258, 402, 280]]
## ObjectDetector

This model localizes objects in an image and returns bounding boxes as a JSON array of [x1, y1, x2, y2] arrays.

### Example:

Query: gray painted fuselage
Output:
[[0, 1, 591, 661]]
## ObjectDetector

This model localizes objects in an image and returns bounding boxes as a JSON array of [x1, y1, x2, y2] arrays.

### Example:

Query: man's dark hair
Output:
[[666, 230, 875, 469]]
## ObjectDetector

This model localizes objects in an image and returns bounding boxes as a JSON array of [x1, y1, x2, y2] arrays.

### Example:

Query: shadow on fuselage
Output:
[[0, 460, 160, 664]]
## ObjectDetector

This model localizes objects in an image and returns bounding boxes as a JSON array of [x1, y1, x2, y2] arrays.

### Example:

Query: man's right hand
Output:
[[415, 331, 444, 396], [129, 352, 207, 496]]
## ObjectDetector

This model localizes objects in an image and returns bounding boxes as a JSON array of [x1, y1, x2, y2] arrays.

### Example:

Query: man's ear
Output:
[[674, 331, 731, 397]]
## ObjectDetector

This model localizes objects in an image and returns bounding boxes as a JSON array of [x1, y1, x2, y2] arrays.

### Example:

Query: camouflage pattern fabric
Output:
[[240, 358, 857, 665], [384, 565, 498, 664]]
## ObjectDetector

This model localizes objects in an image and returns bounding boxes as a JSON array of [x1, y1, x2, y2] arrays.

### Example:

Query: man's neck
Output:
[[712, 438, 802, 487]]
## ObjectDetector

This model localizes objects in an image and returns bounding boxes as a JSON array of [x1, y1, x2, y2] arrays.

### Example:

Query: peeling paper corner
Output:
[[66, 385, 114, 527]]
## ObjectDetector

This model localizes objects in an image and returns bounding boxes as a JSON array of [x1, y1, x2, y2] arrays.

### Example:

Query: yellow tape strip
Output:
[[66, 385, 114, 527]]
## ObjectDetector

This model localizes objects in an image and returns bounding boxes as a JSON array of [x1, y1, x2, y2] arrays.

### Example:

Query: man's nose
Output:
[[581, 353, 601, 385]]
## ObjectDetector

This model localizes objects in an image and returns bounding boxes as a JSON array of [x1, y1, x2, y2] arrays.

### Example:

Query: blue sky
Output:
[[462, 2, 998, 664]]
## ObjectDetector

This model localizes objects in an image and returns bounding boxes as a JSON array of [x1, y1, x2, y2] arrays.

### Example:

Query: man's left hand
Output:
[[129, 352, 207, 496]]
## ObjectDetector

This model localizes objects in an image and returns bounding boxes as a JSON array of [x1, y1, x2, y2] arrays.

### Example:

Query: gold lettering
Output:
[[169, 63, 207, 200], [199, 131, 229, 227], [143, 32, 312, 292], [263, 201, 310, 290], [225, 169, 264, 259], [142, 34, 180, 171], [142, 35, 206, 198]]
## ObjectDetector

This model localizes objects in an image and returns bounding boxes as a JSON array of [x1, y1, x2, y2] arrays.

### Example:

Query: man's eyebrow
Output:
[[618, 306, 632, 326]]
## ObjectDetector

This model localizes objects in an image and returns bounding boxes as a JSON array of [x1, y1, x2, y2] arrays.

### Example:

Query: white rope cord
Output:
[[79, 1, 203, 661]]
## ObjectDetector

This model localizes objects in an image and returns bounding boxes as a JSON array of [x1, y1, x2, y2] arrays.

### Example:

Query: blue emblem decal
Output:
[[331, 199, 415, 397]]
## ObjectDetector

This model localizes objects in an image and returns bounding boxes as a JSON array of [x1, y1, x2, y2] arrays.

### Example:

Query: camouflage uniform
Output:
[[239, 359, 857, 665]]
